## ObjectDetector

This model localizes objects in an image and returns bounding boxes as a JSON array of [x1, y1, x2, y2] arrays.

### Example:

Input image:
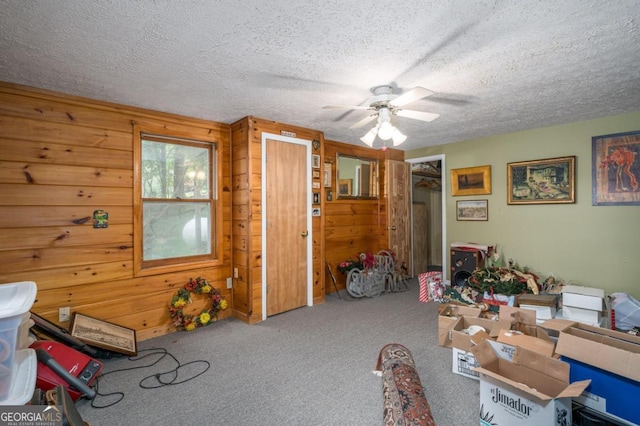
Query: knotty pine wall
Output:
[[323, 140, 404, 292], [230, 117, 325, 323], [0, 82, 232, 341]]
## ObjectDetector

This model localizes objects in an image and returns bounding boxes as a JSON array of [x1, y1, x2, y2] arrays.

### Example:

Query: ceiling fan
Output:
[[323, 85, 440, 147]]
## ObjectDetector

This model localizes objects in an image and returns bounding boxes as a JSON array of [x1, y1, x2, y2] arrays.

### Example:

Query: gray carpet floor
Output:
[[76, 278, 479, 425]]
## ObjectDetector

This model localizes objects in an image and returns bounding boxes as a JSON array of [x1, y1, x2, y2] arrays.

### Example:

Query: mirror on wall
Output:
[[336, 154, 379, 199]]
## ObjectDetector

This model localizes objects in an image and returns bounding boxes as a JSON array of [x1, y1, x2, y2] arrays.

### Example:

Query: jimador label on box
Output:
[[472, 340, 590, 426], [478, 377, 573, 426]]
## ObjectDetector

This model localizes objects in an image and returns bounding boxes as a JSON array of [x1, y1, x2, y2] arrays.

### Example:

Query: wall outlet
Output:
[[226, 277, 233, 289], [233, 267, 238, 278], [59, 307, 70, 322]]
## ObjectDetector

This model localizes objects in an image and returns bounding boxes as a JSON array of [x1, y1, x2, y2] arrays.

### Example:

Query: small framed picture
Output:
[[312, 181, 320, 189], [312, 208, 321, 217], [313, 192, 320, 204], [70, 312, 138, 356], [323, 162, 332, 187], [456, 200, 488, 221], [338, 179, 352, 196], [312, 154, 320, 169], [451, 165, 491, 196], [312, 170, 320, 178]]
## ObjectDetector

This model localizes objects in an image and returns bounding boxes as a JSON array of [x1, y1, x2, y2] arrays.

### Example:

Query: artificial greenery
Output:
[[468, 266, 535, 295]]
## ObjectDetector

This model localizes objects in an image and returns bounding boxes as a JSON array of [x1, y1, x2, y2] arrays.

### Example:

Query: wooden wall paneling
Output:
[[0, 82, 232, 340], [0, 138, 133, 169], [0, 245, 133, 275], [321, 140, 405, 294], [0, 261, 133, 292], [0, 224, 133, 251], [0, 116, 133, 150], [0, 162, 132, 187], [0, 206, 132, 228], [231, 116, 325, 323], [0, 184, 132, 206]]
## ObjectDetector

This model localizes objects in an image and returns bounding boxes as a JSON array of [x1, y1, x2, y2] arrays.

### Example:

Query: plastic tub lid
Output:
[[0, 281, 37, 318]]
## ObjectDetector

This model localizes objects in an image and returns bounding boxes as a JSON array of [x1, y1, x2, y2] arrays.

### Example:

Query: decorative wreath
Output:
[[168, 277, 228, 331]]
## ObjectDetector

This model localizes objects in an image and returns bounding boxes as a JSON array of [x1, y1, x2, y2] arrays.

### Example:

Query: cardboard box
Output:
[[495, 328, 555, 357], [437, 304, 481, 347], [554, 321, 640, 424], [554, 322, 640, 382], [449, 317, 513, 380], [499, 305, 537, 327], [562, 285, 604, 311], [471, 340, 590, 426], [562, 356, 639, 425], [452, 347, 481, 380]]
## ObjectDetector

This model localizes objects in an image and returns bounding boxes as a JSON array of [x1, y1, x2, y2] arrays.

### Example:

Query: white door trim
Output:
[[406, 154, 447, 280], [261, 133, 313, 321]]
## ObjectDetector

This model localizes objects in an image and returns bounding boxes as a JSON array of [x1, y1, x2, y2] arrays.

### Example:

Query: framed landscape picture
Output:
[[70, 312, 138, 356], [451, 165, 491, 196], [507, 156, 575, 204], [592, 130, 640, 206], [456, 200, 488, 221]]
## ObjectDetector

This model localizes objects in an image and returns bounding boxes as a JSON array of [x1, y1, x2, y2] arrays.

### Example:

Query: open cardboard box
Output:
[[471, 339, 590, 426], [550, 319, 640, 424], [546, 319, 640, 381], [437, 304, 482, 347], [449, 316, 511, 380], [495, 328, 555, 358]]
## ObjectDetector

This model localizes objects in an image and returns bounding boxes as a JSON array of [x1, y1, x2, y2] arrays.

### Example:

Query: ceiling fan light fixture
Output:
[[377, 121, 395, 140], [392, 128, 407, 146], [360, 125, 378, 146]]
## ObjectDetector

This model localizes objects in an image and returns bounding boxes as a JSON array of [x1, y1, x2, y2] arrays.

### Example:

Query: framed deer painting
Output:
[[592, 130, 640, 206]]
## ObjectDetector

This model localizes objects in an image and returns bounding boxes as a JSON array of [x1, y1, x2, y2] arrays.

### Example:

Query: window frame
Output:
[[133, 125, 222, 277]]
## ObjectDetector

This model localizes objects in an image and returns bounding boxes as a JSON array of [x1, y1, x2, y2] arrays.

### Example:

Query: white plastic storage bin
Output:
[[0, 281, 37, 402]]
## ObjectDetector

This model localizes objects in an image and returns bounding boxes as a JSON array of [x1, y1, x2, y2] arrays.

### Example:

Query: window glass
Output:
[[140, 136, 215, 264]]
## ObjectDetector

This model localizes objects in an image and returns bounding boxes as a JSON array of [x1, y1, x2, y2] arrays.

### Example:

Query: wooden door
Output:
[[412, 202, 429, 275], [265, 139, 308, 316], [387, 160, 411, 275]]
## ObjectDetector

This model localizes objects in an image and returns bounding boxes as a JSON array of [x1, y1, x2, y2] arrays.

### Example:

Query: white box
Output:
[[518, 304, 556, 321], [562, 285, 604, 311], [452, 347, 480, 380], [472, 340, 590, 426], [562, 306, 603, 324]]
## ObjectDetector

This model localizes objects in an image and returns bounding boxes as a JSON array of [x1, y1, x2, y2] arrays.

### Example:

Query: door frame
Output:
[[261, 133, 313, 320], [406, 154, 448, 279]]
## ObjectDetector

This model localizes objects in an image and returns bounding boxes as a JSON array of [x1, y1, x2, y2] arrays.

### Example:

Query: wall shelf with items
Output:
[[412, 161, 441, 191]]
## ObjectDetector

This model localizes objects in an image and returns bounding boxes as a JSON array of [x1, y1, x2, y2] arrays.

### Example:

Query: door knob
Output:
[[301, 230, 309, 238], [389, 226, 397, 231]]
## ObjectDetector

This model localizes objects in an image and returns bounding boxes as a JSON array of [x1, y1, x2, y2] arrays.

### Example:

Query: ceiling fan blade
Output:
[[395, 109, 440, 122], [389, 87, 434, 107], [322, 105, 370, 110], [350, 114, 378, 129]]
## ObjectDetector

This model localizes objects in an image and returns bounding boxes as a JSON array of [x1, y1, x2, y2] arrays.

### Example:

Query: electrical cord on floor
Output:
[[89, 347, 210, 409]]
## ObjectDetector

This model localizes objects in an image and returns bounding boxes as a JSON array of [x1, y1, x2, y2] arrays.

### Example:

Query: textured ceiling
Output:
[[1, 0, 639, 151]]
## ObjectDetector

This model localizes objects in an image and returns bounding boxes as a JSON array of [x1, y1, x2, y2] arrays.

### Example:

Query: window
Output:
[[136, 132, 218, 273]]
